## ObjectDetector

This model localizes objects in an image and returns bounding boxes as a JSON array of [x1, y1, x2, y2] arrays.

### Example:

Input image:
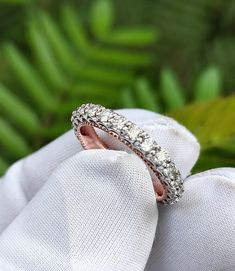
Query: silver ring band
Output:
[[71, 103, 184, 204]]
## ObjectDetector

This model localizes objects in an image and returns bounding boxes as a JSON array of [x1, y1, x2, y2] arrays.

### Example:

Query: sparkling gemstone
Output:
[[78, 107, 85, 115], [170, 180, 177, 187], [87, 109, 96, 117], [71, 103, 184, 205], [152, 156, 162, 166], [112, 117, 125, 131], [101, 117, 109, 124], [128, 126, 140, 141], [100, 111, 112, 122], [141, 138, 154, 152], [73, 118, 79, 126], [157, 149, 167, 161]]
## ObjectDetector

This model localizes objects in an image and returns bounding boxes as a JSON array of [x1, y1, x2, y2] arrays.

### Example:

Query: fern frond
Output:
[[0, 117, 31, 157], [120, 88, 136, 108], [105, 28, 157, 46], [27, 21, 67, 90], [0, 84, 40, 133], [194, 66, 222, 102], [135, 78, 160, 112], [160, 68, 186, 110], [90, 0, 113, 39], [4, 44, 55, 110], [0, 2, 156, 170]]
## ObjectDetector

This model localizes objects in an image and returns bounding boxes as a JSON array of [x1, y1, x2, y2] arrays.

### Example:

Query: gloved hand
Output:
[[0, 109, 234, 271]]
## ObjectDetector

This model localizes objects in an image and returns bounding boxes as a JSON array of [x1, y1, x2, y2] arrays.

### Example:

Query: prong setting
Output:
[[71, 103, 184, 204]]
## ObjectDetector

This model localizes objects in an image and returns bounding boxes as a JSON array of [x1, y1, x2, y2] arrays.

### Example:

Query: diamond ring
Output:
[[71, 103, 184, 204]]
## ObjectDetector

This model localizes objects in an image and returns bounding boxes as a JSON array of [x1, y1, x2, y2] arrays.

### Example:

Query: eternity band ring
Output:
[[71, 103, 184, 204]]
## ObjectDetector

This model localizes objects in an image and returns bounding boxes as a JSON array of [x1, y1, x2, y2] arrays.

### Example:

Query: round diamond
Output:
[[100, 111, 112, 122], [157, 149, 167, 161], [141, 138, 154, 152], [128, 126, 140, 141], [112, 117, 125, 131]]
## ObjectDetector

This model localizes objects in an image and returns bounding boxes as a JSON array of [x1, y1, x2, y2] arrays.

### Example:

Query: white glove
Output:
[[0, 109, 234, 271]]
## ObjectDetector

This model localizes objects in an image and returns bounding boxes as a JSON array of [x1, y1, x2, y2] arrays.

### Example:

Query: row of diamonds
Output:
[[71, 103, 183, 204]]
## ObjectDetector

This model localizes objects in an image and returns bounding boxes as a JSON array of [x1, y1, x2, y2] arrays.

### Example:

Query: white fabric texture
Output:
[[0, 150, 158, 271], [0, 109, 234, 271], [145, 168, 235, 271]]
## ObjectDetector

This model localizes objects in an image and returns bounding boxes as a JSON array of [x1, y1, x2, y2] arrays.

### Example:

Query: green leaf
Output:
[[120, 88, 136, 108], [0, 84, 40, 133], [0, 117, 31, 157], [27, 21, 66, 90], [160, 68, 186, 110], [194, 65, 222, 102], [90, 0, 114, 39], [135, 78, 160, 111], [38, 10, 75, 72], [4, 44, 55, 111], [90, 48, 152, 67], [194, 150, 235, 172], [62, 5, 154, 68], [169, 95, 235, 170], [105, 28, 157, 46], [77, 64, 133, 84], [62, 5, 90, 53], [0, 157, 9, 176], [41, 121, 70, 139], [70, 82, 118, 97], [0, 4, 156, 168]]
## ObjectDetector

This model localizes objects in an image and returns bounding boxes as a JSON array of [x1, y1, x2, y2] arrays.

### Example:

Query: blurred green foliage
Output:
[[0, 0, 235, 175], [169, 95, 235, 171]]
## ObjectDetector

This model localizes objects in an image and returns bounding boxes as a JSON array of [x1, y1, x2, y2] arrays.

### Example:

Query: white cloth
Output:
[[0, 109, 234, 271]]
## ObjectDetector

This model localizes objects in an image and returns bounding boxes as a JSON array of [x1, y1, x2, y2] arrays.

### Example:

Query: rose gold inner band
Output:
[[78, 125, 167, 201]]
